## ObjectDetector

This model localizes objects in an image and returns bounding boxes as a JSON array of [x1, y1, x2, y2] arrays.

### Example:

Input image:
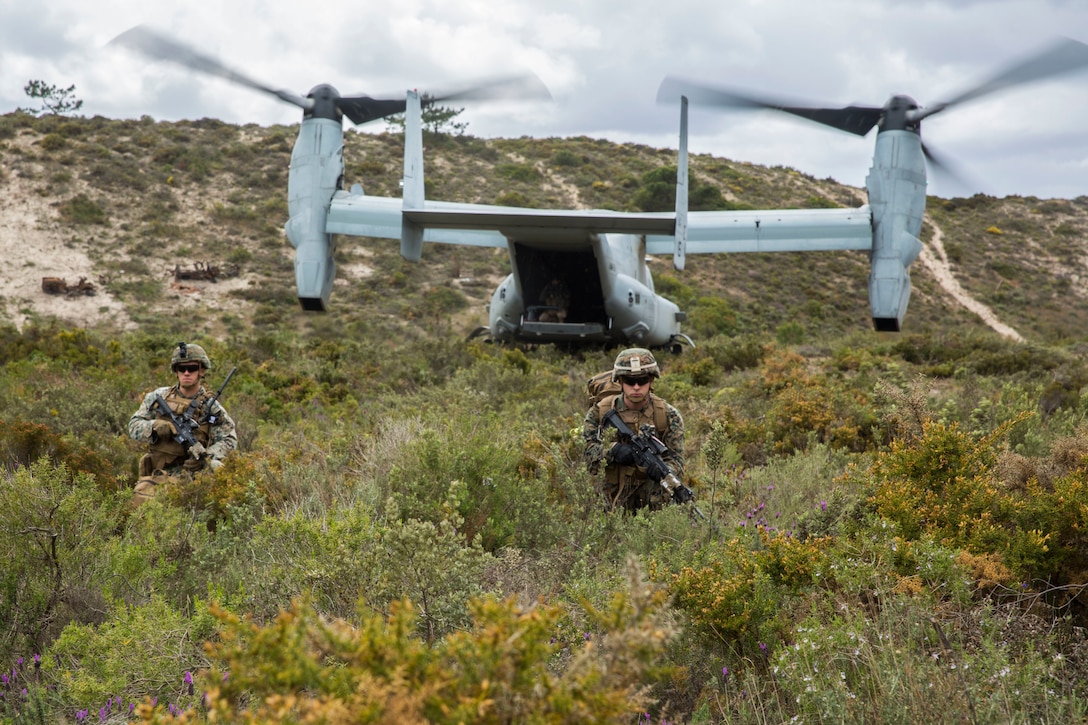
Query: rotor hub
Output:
[[306, 84, 343, 122]]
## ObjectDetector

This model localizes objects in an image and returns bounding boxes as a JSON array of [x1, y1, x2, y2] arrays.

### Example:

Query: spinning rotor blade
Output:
[[109, 25, 313, 111], [338, 73, 551, 126], [657, 76, 883, 136], [111, 25, 551, 127], [428, 73, 552, 103], [336, 97, 410, 126], [920, 139, 977, 194], [911, 36, 1088, 123]]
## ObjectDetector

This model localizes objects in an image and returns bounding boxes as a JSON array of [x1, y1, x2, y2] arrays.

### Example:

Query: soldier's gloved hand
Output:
[[188, 442, 206, 459], [151, 419, 175, 440], [183, 457, 205, 473], [672, 485, 695, 504], [207, 457, 223, 472], [608, 442, 636, 465], [645, 459, 670, 482]]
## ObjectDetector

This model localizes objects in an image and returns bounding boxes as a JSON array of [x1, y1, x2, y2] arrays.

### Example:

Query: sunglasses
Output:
[[174, 364, 202, 374], [621, 376, 652, 387]]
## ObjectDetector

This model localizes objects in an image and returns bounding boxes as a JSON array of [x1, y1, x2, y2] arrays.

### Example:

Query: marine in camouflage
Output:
[[128, 343, 238, 506], [583, 391, 684, 513], [128, 384, 238, 476]]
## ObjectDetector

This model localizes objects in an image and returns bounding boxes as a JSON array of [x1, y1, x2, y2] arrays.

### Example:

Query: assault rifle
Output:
[[601, 409, 707, 520], [151, 366, 237, 458]]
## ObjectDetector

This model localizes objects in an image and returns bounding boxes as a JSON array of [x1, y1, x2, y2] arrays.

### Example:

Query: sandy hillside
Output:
[[0, 167, 132, 330]]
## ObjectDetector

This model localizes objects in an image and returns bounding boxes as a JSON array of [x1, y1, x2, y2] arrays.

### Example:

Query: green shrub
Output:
[[551, 149, 581, 167], [650, 530, 829, 656], [192, 558, 674, 724], [57, 193, 107, 225], [495, 191, 534, 207], [688, 297, 738, 338], [496, 162, 540, 182], [858, 415, 1088, 580], [47, 596, 216, 711], [0, 461, 126, 655]]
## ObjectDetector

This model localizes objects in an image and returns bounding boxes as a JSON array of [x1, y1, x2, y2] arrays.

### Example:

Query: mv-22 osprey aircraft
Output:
[[111, 28, 1088, 349]]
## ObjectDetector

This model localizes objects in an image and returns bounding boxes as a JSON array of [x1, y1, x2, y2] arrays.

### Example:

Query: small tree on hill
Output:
[[385, 95, 468, 136], [22, 80, 84, 116]]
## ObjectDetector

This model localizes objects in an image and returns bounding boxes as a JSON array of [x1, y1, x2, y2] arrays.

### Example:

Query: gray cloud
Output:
[[1, 0, 1085, 198]]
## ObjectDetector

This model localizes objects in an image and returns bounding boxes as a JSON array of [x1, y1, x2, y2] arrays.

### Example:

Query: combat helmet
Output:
[[170, 341, 212, 371], [612, 348, 660, 381]]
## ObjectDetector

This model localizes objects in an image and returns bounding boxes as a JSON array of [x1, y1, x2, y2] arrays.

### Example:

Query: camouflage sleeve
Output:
[[204, 401, 238, 463], [660, 403, 685, 478], [582, 405, 605, 474], [128, 389, 165, 442]]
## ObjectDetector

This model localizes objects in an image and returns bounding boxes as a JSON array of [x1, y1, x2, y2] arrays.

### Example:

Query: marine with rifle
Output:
[[127, 342, 237, 505], [583, 348, 687, 514]]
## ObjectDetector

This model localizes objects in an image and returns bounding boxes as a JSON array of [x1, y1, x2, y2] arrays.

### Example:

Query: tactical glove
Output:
[[609, 442, 636, 465], [183, 457, 205, 473], [151, 418, 175, 441], [644, 459, 670, 483], [672, 484, 695, 504]]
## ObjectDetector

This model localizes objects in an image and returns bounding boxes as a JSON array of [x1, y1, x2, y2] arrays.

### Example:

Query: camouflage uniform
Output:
[[537, 279, 569, 323], [583, 349, 684, 513], [128, 343, 237, 504]]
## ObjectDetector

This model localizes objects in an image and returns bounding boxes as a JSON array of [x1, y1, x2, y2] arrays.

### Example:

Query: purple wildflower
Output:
[[722, 666, 729, 680], [819, 500, 827, 512]]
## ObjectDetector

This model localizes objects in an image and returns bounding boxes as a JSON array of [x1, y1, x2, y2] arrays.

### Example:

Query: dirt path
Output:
[[918, 216, 1024, 342]]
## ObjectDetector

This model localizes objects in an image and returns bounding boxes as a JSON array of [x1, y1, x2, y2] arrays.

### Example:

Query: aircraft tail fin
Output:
[[673, 95, 688, 271], [400, 89, 424, 261]]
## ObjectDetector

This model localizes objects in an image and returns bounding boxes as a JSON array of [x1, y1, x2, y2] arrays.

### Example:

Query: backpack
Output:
[[586, 370, 621, 407]]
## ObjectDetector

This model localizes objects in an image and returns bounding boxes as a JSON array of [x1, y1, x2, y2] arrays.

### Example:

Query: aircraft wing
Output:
[[645, 206, 873, 255], [326, 190, 676, 246]]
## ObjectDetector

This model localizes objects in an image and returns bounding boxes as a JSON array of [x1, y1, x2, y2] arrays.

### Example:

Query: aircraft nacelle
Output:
[[284, 117, 344, 311], [865, 129, 926, 331]]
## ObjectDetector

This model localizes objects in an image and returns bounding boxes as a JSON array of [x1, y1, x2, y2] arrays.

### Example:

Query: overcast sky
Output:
[[2, 0, 1086, 200]]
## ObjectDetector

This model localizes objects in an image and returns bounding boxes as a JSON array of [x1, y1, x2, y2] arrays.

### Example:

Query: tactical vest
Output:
[[595, 393, 668, 487], [146, 387, 213, 472]]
